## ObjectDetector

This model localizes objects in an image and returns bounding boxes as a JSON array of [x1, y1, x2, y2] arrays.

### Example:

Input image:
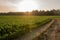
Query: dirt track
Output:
[[49, 19, 60, 40], [38, 19, 60, 40]]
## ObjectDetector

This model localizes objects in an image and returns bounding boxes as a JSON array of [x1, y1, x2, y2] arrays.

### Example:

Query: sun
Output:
[[16, 0, 39, 12]]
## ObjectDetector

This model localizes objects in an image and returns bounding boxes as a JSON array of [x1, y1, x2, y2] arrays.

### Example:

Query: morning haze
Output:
[[0, 0, 60, 12]]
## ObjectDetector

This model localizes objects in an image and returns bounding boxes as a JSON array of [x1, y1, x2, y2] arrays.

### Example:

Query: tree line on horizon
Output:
[[0, 9, 60, 16], [31, 9, 60, 16]]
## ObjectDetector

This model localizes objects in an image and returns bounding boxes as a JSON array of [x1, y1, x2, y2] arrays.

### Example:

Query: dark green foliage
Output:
[[0, 24, 30, 40]]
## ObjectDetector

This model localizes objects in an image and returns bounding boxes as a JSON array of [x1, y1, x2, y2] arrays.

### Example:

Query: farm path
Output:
[[55, 19, 60, 40], [47, 19, 60, 40], [14, 19, 54, 40], [39, 19, 60, 40]]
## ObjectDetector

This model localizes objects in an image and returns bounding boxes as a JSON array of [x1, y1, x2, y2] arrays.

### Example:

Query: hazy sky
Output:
[[0, 0, 60, 12]]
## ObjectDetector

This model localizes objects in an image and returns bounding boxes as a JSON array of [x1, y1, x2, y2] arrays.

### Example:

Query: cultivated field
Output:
[[0, 16, 59, 40]]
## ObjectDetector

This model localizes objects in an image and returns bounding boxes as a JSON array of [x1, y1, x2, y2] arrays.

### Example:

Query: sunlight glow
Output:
[[16, 0, 39, 12]]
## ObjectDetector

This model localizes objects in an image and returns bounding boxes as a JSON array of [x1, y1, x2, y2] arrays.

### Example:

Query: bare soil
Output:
[[38, 19, 60, 40]]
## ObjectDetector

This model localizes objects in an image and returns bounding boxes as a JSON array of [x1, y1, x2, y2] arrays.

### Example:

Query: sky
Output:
[[0, 0, 60, 12]]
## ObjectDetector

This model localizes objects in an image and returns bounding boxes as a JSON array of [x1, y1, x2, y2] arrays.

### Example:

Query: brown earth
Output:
[[38, 19, 60, 40]]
